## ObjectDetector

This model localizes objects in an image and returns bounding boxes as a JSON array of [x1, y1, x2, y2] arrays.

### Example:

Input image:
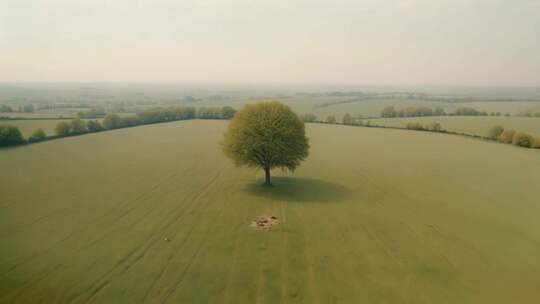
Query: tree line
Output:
[[488, 125, 540, 149], [300, 112, 540, 150], [0, 104, 35, 113], [516, 111, 540, 118], [55, 106, 236, 136], [381, 106, 446, 117], [77, 108, 107, 119], [380, 106, 493, 118], [382, 106, 524, 118], [0, 106, 237, 147]]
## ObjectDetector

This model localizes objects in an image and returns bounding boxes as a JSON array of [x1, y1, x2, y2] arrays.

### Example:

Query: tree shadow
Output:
[[245, 177, 350, 203]]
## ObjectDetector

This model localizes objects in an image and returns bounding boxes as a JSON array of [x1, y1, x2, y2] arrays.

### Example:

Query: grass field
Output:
[[1, 120, 540, 303], [278, 99, 540, 120], [368, 116, 540, 137]]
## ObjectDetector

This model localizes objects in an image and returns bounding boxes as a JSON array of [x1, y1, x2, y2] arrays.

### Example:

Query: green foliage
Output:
[[70, 118, 87, 134], [512, 132, 533, 148], [0, 125, 24, 147], [451, 107, 487, 116], [136, 106, 196, 124], [300, 113, 317, 122], [87, 120, 104, 132], [220, 106, 237, 119], [498, 129, 516, 143], [103, 114, 122, 129], [222, 101, 309, 185], [197, 107, 218, 119], [55, 122, 71, 136], [426, 122, 443, 132], [197, 107, 224, 119], [77, 108, 106, 119], [342, 113, 354, 125], [29, 128, 46, 142], [406, 122, 425, 130], [381, 106, 446, 118], [22, 104, 34, 113], [381, 106, 397, 118], [326, 115, 336, 124], [0, 104, 13, 112], [121, 116, 139, 127], [488, 125, 504, 139]]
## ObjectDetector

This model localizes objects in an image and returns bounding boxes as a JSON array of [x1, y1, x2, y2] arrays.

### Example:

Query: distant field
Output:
[[222, 98, 540, 121], [1, 121, 540, 303], [298, 100, 540, 120], [0, 112, 74, 119], [368, 116, 540, 137]]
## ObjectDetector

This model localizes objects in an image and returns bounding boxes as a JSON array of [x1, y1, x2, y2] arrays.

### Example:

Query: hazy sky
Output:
[[1, 0, 539, 85]]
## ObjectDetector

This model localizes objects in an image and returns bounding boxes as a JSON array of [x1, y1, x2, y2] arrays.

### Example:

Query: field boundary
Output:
[[2, 114, 539, 151], [307, 121, 540, 150]]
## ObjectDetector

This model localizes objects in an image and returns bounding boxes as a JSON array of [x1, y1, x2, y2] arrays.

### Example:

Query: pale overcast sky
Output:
[[1, 0, 539, 85]]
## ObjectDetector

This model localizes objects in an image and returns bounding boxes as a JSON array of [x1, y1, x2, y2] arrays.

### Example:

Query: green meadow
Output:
[[2, 120, 540, 303], [368, 116, 540, 137], [282, 99, 540, 119]]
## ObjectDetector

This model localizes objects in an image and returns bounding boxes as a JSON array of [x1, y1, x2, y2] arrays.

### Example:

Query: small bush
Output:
[[498, 129, 516, 143], [406, 122, 424, 130], [29, 128, 46, 142], [488, 125, 504, 139], [512, 132, 533, 148]]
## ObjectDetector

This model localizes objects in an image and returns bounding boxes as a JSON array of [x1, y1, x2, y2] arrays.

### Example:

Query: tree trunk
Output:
[[264, 166, 271, 186]]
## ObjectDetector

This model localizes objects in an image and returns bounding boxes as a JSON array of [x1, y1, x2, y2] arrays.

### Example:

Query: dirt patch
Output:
[[250, 214, 280, 230]]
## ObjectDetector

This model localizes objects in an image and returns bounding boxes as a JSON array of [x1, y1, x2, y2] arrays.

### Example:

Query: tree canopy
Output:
[[0, 125, 24, 147], [55, 122, 71, 136], [29, 128, 46, 142], [222, 101, 309, 186]]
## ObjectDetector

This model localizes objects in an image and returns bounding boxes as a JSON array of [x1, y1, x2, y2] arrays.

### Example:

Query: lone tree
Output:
[[222, 101, 309, 186]]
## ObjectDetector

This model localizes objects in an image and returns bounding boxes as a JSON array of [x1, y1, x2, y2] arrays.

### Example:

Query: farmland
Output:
[[303, 100, 540, 120], [368, 116, 540, 138], [1, 120, 540, 303]]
